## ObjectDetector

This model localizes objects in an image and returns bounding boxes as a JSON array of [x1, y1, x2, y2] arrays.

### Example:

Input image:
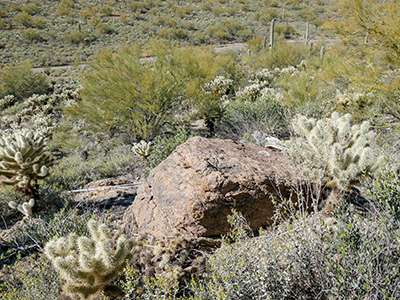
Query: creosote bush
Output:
[[189, 200, 400, 300], [0, 61, 50, 100]]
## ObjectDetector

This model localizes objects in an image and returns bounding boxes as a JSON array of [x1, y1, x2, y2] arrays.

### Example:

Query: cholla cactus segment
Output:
[[0, 129, 52, 195], [8, 198, 35, 218], [44, 220, 138, 300], [132, 140, 152, 160], [288, 112, 382, 192]]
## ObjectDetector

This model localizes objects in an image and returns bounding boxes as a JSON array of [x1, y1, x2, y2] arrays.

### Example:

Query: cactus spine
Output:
[[270, 19, 275, 48], [0, 129, 52, 199], [289, 112, 383, 213], [44, 220, 138, 300]]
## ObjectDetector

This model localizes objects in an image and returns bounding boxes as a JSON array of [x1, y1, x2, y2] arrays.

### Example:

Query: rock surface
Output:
[[123, 136, 306, 239]]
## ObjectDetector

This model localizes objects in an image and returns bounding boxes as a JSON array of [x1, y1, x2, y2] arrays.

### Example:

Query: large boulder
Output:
[[123, 136, 308, 240]]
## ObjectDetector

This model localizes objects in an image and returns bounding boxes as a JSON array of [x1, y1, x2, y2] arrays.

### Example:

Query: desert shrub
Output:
[[22, 3, 40, 15], [236, 29, 253, 41], [0, 61, 50, 100], [95, 23, 115, 35], [0, 210, 108, 300], [216, 93, 289, 139], [68, 44, 181, 141], [122, 264, 180, 300], [69, 43, 238, 140], [30, 16, 46, 29], [158, 27, 188, 40], [21, 29, 43, 42], [275, 24, 296, 39], [246, 42, 311, 70], [64, 31, 89, 44], [0, 186, 24, 221], [100, 5, 113, 16], [1, 207, 97, 263], [0, 254, 60, 300], [167, 47, 240, 131], [146, 126, 194, 169], [12, 12, 45, 28], [46, 144, 138, 191], [365, 167, 400, 220], [189, 200, 400, 299], [12, 12, 33, 27], [176, 5, 192, 16]]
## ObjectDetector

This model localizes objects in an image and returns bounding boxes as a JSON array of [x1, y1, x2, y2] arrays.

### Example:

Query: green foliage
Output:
[[216, 94, 289, 139], [146, 126, 193, 169], [0, 254, 60, 300], [12, 12, 45, 28], [245, 42, 311, 70], [0, 61, 50, 100], [189, 202, 400, 299], [366, 167, 400, 221], [0, 129, 52, 199], [94, 23, 115, 35], [46, 144, 137, 191], [327, 0, 400, 67], [64, 31, 91, 44], [44, 219, 136, 299], [21, 29, 43, 42], [0, 185, 24, 220], [70, 44, 180, 141], [22, 3, 41, 15]]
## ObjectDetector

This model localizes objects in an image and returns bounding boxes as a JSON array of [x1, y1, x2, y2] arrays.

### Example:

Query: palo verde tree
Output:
[[67, 42, 238, 139], [322, 0, 400, 122], [67, 43, 181, 142], [326, 0, 400, 66]]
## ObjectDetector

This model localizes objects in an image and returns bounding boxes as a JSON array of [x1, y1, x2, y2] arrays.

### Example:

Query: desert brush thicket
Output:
[[2, 1, 400, 298]]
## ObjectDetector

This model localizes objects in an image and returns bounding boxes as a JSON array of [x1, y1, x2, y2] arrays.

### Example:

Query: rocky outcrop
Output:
[[123, 136, 310, 240]]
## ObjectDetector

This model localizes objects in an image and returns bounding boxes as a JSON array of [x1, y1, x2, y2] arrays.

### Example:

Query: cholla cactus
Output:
[[132, 140, 152, 160], [44, 220, 138, 300], [288, 112, 383, 211], [0, 95, 17, 110], [203, 76, 233, 97], [8, 198, 35, 218], [0, 129, 52, 198], [236, 66, 299, 101]]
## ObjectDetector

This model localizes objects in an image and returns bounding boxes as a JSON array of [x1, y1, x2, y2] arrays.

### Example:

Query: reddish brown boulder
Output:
[[123, 136, 305, 239]]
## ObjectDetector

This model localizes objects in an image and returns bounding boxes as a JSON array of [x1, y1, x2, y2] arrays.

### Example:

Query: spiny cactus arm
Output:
[[0, 168, 19, 177], [8, 200, 34, 217], [9, 198, 35, 217], [64, 282, 101, 300], [32, 165, 49, 178]]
